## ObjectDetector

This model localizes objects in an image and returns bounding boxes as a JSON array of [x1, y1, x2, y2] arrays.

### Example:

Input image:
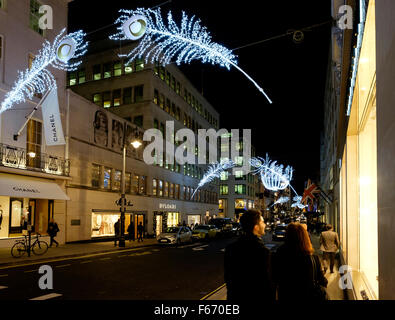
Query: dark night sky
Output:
[[68, 0, 332, 194]]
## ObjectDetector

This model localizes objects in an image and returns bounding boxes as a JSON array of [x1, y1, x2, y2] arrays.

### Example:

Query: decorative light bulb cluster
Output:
[[0, 29, 87, 114], [110, 8, 272, 104]]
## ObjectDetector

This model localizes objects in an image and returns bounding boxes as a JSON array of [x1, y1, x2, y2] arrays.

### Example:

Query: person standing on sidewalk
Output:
[[127, 221, 135, 242], [224, 210, 274, 301], [114, 219, 120, 247], [137, 222, 144, 242], [47, 219, 60, 247], [273, 223, 328, 301], [320, 224, 340, 273]]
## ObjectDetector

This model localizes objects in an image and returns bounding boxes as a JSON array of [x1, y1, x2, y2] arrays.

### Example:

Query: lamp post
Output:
[[119, 124, 142, 248]]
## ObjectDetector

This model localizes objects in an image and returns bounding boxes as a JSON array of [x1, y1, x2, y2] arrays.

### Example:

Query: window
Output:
[[91, 164, 101, 188], [183, 186, 186, 200], [125, 173, 131, 193], [103, 167, 111, 190], [220, 171, 228, 181], [103, 91, 111, 108], [187, 92, 191, 105], [103, 63, 112, 78], [165, 70, 170, 85], [176, 107, 181, 121], [175, 184, 180, 199], [113, 170, 121, 191], [159, 94, 165, 109], [235, 184, 246, 195], [123, 87, 132, 104], [135, 58, 144, 71], [26, 119, 42, 168], [0, 0, 4, 9], [124, 61, 133, 74], [158, 180, 163, 197], [165, 98, 171, 113], [68, 72, 77, 86], [93, 93, 102, 106], [139, 176, 146, 194], [154, 119, 159, 129], [113, 61, 122, 76], [220, 185, 228, 195], [235, 170, 245, 180], [159, 66, 165, 80], [113, 89, 121, 107], [176, 82, 181, 95], [170, 183, 174, 198], [171, 103, 176, 117], [132, 174, 139, 194], [154, 89, 159, 105], [234, 156, 243, 166], [152, 179, 157, 196], [134, 85, 144, 103], [171, 75, 175, 90], [134, 115, 143, 127], [78, 69, 86, 84], [30, 0, 44, 36], [93, 65, 101, 80]]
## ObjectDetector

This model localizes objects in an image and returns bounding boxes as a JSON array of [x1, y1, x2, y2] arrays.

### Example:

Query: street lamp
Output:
[[119, 124, 142, 247]]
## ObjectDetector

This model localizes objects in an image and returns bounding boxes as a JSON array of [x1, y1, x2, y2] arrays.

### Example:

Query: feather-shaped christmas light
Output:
[[110, 8, 272, 104], [191, 160, 235, 199], [291, 196, 307, 209], [250, 155, 293, 192], [0, 29, 87, 114]]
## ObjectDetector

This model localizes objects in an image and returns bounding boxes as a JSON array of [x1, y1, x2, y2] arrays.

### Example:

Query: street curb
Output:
[[0, 242, 160, 268]]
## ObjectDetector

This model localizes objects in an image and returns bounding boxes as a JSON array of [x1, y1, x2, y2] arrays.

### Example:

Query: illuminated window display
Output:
[[92, 213, 119, 237], [167, 212, 179, 227]]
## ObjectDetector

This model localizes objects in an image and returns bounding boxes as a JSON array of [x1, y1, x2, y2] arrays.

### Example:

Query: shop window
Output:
[[113, 89, 121, 107], [152, 178, 157, 196], [29, 0, 44, 36], [167, 212, 179, 228], [93, 93, 102, 106], [139, 175, 146, 195], [103, 62, 112, 78], [103, 167, 111, 189], [132, 174, 139, 194], [123, 87, 132, 104], [103, 91, 111, 108], [113, 170, 121, 191], [26, 119, 42, 168], [93, 64, 101, 80], [91, 164, 101, 188], [134, 85, 144, 103], [113, 61, 122, 76], [9, 198, 24, 234], [78, 69, 86, 84], [92, 213, 119, 237], [135, 58, 144, 72], [235, 199, 246, 209]]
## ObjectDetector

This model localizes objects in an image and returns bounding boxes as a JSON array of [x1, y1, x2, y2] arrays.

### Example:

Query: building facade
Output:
[[321, 0, 395, 299], [0, 0, 71, 247], [66, 41, 220, 240]]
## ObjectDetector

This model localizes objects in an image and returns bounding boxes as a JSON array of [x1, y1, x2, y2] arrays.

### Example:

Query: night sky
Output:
[[68, 0, 332, 193]]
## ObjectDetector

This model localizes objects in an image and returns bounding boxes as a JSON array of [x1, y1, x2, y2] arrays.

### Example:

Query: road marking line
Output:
[[30, 293, 62, 301], [24, 269, 38, 273], [99, 258, 111, 261], [80, 260, 92, 264], [178, 243, 202, 249], [192, 244, 209, 251], [55, 264, 71, 268], [0, 275, 8, 278], [200, 284, 226, 300], [117, 255, 128, 258], [0, 286, 8, 290]]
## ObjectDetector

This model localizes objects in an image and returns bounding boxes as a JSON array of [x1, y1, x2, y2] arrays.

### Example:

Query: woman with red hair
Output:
[[273, 223, 328, 301]]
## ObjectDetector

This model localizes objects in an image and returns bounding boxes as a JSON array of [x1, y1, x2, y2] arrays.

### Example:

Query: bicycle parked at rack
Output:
[[11, 233, 49, 258]]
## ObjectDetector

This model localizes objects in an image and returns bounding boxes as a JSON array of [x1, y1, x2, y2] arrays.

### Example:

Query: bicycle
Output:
[[11, 233, 49, 258]]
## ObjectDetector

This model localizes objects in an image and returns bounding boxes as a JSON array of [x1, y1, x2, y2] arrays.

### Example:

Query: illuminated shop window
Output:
[[103, 167, 111, 189]]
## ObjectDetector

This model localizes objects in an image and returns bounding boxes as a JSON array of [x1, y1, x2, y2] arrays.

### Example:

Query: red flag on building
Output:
[[302, 179, 320, 204]]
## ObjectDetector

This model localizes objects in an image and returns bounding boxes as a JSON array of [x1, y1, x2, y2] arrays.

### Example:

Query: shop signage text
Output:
[[159, 203, 176, 210], [13, 187, 40, 194]]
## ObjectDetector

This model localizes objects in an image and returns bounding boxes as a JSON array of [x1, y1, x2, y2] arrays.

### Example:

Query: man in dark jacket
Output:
[[114, 219, 120, 247], [47, 219, 60, 247], [224, 210, 274, 301], [137, 222, 144, 242], [127, 221, 135, 242]]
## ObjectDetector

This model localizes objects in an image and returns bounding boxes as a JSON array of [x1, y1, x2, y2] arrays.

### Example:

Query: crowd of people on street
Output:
[[224, 209, 340, 301]]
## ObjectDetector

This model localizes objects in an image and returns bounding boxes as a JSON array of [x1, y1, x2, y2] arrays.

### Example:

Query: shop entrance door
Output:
[[135, 214, 145, 239], [9, 198, 23, 234], [156, 215, 163, 236], [29, 199, 36, 233]]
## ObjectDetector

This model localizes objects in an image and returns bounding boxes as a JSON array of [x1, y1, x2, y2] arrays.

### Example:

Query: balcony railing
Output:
[[0, 143, 70, 177]]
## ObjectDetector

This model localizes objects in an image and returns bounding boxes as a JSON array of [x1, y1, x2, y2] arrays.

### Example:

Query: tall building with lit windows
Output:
[[321, 0, 395, 299], [0, 0, 72, 248], [66, 39, 220, 241]]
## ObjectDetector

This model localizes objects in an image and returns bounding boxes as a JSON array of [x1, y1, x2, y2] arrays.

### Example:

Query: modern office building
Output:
[[321, 0, 395, 299], [0, 0, 71, 247], [66, 40, 220, 240]]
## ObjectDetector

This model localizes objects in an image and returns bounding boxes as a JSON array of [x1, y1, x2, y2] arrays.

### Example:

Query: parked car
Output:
[[231, 222, 242, 236], [208, 218, 233, 234], [157, 226, 192, 245], [272, 224, 288, 241], [192, 225, 219, 240]]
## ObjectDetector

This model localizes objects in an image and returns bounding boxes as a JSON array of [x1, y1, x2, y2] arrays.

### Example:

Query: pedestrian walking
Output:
[[114, 219, 120, 246], [137, 222, 144, 242], [127, 221, 135, 242], [47, 219, 60, 247], [224, 210, 275, 301], [273, 222, 328, 301], [320, 224, 340, 274]]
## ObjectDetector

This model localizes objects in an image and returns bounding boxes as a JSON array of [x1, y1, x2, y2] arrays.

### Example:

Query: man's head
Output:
[[240, 210, 266, 237], [326, 224, 333, 231]]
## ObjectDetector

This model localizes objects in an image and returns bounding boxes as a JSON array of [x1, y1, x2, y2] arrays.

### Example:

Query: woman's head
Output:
[[285, 222, 314, 255]]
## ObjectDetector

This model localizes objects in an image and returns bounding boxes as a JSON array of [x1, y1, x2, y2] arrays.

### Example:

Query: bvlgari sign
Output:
[[159, 203, 176, 210]]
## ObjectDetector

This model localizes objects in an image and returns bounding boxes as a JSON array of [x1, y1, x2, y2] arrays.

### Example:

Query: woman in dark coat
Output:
[[47, 219, 60, 247], [272, 223, 328, 301]]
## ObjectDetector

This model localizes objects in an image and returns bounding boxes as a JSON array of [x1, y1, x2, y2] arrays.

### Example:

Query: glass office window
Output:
[[123, 87, 132, 104], [91, 164, 101, 188], [103, 167, 111, 189]]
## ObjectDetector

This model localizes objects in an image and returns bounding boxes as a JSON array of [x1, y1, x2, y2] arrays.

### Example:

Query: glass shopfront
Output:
[[187, 215, 201, 227]]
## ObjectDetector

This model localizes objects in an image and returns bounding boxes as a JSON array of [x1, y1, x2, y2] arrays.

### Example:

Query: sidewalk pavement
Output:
[[206, 234, 346, 301], [0, 238, 159, 268]]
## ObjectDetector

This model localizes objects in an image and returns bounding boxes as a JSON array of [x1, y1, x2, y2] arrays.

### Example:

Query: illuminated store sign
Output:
[[159, 203, 176, 210]]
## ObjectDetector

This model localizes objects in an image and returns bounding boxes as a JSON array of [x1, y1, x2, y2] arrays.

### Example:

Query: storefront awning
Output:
[[0, 173, 70, 200]]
